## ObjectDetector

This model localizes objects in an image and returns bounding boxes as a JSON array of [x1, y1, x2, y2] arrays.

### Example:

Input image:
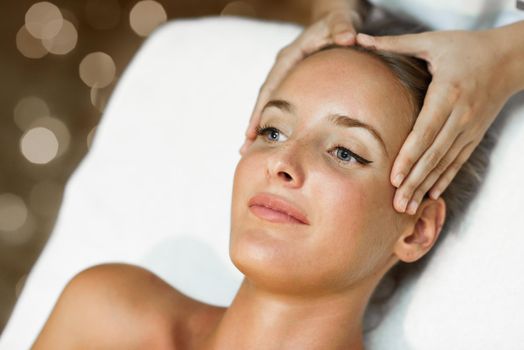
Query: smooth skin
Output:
[[32, 48, 445, 349], [239, 0, 524, 215]]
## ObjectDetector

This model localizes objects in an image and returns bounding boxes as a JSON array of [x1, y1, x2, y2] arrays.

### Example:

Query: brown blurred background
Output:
[[0, 0, 312, 333]]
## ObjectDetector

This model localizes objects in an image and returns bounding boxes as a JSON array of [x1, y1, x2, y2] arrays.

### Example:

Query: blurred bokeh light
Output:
[[30, 117, 71, 158], [25, 2, 63, 40], [130, 0, 168, 36], [20, 127, 60, 165], [16, 25, 49, 59], [41, 19, 78, 55], [90, 84, 113, 113], [79, 52, 116, 88]]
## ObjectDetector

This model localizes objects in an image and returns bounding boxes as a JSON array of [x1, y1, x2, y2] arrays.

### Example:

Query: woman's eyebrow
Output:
[[262, 99, 295, 114], [261, 99, 389, 158], [328, 114, 389, 158]]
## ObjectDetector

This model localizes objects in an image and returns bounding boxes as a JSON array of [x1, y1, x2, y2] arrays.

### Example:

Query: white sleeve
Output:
[[368, 0, 524, 30]]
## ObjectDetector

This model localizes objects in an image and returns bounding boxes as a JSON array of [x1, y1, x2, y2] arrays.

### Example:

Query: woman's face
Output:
[[230, 48, 416, 295]]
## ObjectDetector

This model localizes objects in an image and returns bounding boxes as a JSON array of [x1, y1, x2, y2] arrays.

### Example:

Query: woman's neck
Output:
[[201, 278, 374, 350]]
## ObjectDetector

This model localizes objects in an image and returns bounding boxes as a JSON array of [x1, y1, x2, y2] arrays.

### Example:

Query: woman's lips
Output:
[[247, 192, 310, 225], [249, 205, 306, 224]]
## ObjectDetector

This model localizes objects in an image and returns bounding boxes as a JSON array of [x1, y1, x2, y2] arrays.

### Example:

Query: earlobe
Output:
[[394, 197, 446, 263]]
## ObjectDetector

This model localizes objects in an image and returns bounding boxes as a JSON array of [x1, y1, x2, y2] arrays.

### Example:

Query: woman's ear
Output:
[[394, 197, 446, 263]]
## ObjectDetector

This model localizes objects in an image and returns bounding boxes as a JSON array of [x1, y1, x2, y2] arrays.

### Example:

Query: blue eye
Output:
[[336, 147, 354, 162], [330, 145, 372, 165], [255, 124, 287, 142]]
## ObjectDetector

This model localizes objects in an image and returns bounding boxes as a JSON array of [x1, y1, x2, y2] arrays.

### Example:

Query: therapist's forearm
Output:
[[496, 20, 524, 94], [310, 0, 367, 24]]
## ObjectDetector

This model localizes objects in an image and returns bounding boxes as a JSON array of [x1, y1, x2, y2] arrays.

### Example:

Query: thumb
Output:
[[356, 32, 428, 56], [326, 11, 357, 45]]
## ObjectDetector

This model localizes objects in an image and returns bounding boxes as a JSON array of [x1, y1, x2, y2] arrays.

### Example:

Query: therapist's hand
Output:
[[239, 6, 361, 156], [356, 28, 517, 215]]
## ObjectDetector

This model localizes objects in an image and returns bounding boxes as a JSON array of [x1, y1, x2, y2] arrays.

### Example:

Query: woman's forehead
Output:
[[280, 48, 411, 110]]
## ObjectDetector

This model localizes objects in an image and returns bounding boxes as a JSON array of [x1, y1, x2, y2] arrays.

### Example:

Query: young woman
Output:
[[31, 39, 494, 349]]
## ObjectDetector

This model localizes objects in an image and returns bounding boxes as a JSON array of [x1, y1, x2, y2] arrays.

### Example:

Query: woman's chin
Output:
[[229, 227, 333, 295], [231, 226, 289, 268], [230, 227, 305, 292]]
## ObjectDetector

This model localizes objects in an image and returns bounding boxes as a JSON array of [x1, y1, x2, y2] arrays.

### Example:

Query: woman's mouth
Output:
[[247, 192, 310, 225], [249, 205, 306, 224]]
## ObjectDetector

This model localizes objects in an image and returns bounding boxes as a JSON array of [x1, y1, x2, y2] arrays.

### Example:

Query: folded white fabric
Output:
[[1, 17, 523, 350]]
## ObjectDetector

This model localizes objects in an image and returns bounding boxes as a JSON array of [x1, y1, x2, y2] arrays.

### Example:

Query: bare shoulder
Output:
[[32, 263, 226, 350]]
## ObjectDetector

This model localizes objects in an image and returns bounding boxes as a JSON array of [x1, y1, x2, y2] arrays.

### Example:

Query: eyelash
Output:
[[255, 123, 372, 165]]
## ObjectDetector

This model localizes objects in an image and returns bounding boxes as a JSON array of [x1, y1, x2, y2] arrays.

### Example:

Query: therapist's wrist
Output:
[[493, 20, 524, 94]]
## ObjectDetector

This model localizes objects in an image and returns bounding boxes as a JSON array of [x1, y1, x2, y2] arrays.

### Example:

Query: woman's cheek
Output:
[[325, 170, 391, 228], [315, 173, 368, 222]]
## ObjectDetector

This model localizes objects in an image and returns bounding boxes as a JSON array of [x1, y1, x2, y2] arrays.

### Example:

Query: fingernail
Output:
[[358, 33, 374, 45], [407, 200, 418, 215], [392, 173, 404, 187], [431, 189, 441, 200], [334, 32, 354, 44], [395, 194, 408, 212]]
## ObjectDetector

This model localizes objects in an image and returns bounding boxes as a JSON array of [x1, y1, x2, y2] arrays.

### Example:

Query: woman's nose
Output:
[[266, 142, 306, 187]]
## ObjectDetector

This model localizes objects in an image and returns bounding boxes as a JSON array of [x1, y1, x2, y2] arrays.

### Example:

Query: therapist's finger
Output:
[[393, 98, 466, 211], [356, 32, 430, 58], [403, 135, 466, 215], [429, 141, 478, 199], [395, 120, 462, 213], [326, 9, 358, 45], [427, 138, 474, 200], [391, 82, 456, 188]]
